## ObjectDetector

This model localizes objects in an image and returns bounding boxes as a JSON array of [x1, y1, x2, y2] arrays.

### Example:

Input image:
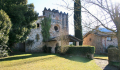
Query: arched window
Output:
[[54, 26, 59, 32]]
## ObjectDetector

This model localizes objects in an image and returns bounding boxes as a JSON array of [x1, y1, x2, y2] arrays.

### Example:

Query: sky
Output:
[[28, 0, 74, 35], [28, 0, 120, 35]]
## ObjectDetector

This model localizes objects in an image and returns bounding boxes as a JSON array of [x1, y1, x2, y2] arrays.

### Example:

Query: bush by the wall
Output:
[[42, 45, 47, 53], [108, 48, 120, 68], [0, 45, 8, 57], [42, 45, 52, 53], [106, 45, 116, 53]]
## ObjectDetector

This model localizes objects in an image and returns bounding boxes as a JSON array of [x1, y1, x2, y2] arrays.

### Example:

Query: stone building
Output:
[[16, 7, 81, 53], [83, 28, 118, 54]]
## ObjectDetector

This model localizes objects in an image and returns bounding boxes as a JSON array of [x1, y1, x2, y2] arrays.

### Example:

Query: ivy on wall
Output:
[[40, 16, 51, 42]]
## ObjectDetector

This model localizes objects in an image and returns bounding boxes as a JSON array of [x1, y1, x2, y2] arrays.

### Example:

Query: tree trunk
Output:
[[117, 29, 120, 50]]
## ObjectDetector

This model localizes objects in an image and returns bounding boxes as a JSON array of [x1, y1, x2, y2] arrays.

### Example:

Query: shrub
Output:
[[65, 46, 95, 54], [47, 47, 51, 53], [106, 45, 116, 53], [0, 45, 8, 57], [69, 44, 74, 47], [108, 45, 116, 48], [42, 45, 47, 53], [0, 10, 11, 57], [42, 45, 51, 53], [0, 10, 12, 45], [55, 46, 95, 54]]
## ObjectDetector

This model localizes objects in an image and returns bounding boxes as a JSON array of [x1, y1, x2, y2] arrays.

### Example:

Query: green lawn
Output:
[[94, 54, 108, 60], [0, 53, 102, 70]]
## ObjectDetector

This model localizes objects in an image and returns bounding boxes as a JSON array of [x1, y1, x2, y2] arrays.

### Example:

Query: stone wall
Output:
[[102, 36, 118, 49], [43, 8, 69, 35], [83, 33, 104, 54], [49, 23, 61, 38], [25, 26, 44, 52]]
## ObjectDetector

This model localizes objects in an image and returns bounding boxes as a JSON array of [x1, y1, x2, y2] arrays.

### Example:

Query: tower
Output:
[[43, 7, 69, 38]]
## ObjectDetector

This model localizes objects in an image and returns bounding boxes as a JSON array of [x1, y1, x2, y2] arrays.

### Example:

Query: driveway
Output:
[[94, 59, 119, 70]]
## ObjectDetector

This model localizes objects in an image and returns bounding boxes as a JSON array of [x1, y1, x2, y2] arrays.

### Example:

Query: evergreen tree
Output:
[[0, 10, 12, 57], [0, 0, 38, 46], [74, 0, 83, 45], [0, 10, 12, 45]]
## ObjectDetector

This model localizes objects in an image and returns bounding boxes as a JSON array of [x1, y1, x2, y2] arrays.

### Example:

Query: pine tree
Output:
[[74, 0, 83, 45]]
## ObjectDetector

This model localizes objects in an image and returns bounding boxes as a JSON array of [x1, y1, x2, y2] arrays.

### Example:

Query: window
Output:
[[53, 15, 55, 17], [89, 38, 91, 41], [107, 37, 112, 41], [54, 26, 59, 32], [37, 23, 39, 28]]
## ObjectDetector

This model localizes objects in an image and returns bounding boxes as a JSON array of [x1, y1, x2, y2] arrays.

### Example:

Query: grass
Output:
[[94, 54, 108, 60], [0, 53, 102, 70]]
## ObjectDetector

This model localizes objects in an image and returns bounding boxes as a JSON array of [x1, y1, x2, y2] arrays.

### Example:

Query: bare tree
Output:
[[60, 0, 120, 50], [83, 0, 120, 49]]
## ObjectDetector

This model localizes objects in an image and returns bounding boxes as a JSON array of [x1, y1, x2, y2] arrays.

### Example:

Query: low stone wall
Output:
[[108, 48, 120, 68]]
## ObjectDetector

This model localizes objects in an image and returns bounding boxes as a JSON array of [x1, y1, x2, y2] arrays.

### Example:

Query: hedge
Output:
[[56, 46, 95, 54]]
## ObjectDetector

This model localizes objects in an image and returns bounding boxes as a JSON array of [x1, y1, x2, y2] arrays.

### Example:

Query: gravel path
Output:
[[94, 59, 119, 70]]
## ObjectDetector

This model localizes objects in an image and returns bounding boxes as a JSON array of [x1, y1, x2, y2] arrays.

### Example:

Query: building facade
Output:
[[83, 28, 118, 54], [24, 8, 69, 53]]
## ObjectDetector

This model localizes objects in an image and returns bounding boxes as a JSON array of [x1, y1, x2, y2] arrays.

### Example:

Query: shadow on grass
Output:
[[0, 53, 51, 61], [0, 52, 91, 63], [94, 54, 108, 57], [56, 54, 91, 63]]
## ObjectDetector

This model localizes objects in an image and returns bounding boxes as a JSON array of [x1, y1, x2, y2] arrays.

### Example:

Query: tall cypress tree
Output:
[[74, 0, 83, 45]]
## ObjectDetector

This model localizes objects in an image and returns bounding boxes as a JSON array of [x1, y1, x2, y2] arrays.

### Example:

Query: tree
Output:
[[0, 0, 38, 47], [74, 0, 83, 45], [61, 0, 120, 50], [82, 0, 120, 50], [0, 10, 12, 57], [0, 10, 12, 45]]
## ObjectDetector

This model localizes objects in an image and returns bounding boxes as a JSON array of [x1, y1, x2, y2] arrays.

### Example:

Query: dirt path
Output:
[[94, 59, 119, 70]]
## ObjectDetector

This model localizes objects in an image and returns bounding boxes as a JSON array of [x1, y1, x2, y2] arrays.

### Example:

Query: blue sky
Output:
[[28, 0, 74, 35]]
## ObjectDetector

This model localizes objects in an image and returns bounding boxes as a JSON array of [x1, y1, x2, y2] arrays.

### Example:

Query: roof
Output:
[[83, 28, 115, 39], [38, 16, 45, 18], [47, 35, 82, 42], [98, 28, 113, 32]]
